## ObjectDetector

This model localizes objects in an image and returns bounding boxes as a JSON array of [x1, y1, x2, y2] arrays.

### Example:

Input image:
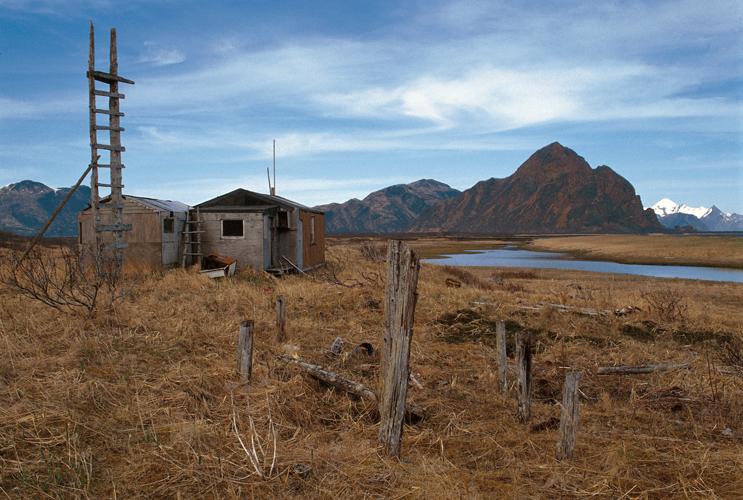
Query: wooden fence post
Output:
[[237, 320, 254, 382], [276, 295, 286, 342], [378, 240, 421, 458], [496, 320, 507, 395], [556, 371, 581, 460], [516, 331, 532, 422]]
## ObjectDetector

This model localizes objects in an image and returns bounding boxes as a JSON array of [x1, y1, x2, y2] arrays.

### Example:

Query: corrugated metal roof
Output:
[[82, 195, 190, 213], [125, 195, 190, 213]]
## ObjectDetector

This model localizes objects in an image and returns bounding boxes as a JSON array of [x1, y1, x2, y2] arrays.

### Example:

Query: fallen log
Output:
[[278, 354, 426, 420], [597, 362, 691, 375]]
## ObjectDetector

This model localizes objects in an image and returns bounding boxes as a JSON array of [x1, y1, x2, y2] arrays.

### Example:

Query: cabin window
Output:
[[222, 219, 244, 238], [310, 215, 316, 244], [163, 217, 174, 234], [78, 222, 83, 244]]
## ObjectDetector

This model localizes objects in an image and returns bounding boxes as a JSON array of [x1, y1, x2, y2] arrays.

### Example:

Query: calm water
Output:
[[424, 247, 743, 283]]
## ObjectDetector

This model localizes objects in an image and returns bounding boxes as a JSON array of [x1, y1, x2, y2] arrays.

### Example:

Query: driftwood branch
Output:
[[596, 363, 691, 375], [278, 354, 425, 420]]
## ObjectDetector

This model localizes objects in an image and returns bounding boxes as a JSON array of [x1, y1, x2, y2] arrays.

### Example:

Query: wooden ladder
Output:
[[182, 207, 204, 268], [88, 23, 134, 274]]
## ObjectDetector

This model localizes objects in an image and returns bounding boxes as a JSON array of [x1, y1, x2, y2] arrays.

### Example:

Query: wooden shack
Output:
[[193, 189, 325, 272], [78, 195, 189, 268]]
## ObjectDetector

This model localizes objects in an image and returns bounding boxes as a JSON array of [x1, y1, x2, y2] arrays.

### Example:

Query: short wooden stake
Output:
[[556, 371, 581, 461], [378, 240, 421, 458], [516, 331, 532, 422], [496, 320, 507, 395], [237, 320, 254, 382], [276, 295, 286, 342]]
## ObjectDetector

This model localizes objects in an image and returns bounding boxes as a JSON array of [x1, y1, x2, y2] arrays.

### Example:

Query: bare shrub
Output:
[[640, 288, 688, 323], [360, 241, 386, 263], [492, 269, 538, 280], [313, 253, 381, 288], [719, 338, 743, 376], [439, 265, 495, 291], [0, 246, 138, 316]]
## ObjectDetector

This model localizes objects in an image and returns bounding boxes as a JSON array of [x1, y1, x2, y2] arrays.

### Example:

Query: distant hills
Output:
[[4, 145, 741, 238], [648, 198, 743, 232], [407, 142, 663, 234], [0, 180, 91, 237], [314, 179, 460, 233]]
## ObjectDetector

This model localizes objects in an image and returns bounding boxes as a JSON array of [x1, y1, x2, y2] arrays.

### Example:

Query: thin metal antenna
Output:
[[272, 139, 276, 196]]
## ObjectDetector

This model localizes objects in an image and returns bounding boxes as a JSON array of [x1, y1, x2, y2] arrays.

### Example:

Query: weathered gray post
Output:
[[496, 320, 507, 395], [276, 295, 286, 342], [378, 240, 421, 458], [556, 371, 581, 461], [237, 320, 254, 382], [516, 331, 532, 422]]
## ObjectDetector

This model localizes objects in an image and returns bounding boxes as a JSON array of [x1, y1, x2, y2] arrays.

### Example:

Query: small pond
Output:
[[423, 247, 743, 283]]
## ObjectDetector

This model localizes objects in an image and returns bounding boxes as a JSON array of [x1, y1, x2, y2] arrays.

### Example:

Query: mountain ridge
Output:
[[314, 179, 460, 233], [0, 180, 91, 237], [407, 142, 663, 234], [648, 198, 743, 231]]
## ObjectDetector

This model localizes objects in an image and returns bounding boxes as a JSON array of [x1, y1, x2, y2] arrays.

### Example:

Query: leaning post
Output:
[[377, 240, 421, 458]]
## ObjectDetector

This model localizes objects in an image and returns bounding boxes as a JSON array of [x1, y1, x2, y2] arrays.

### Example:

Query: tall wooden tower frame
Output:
[[87, 23, 134, 275]]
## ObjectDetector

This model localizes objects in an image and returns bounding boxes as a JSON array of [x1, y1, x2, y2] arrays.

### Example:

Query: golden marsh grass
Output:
[[0, 237, 741, 498], [531, 234, 743, 268]]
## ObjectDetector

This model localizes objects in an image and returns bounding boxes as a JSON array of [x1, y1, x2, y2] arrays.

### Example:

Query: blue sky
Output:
[[1, 0, 741, 214]]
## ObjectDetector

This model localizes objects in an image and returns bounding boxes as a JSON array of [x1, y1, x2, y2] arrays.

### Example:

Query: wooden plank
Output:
[[91, 164, 125, 169], [96, 224, 132, 232], [93, 90, 125, 98], [92, 108, 124, 116], [14, 163, 93, 269], [378, 240, 421, 458], [87, 70, 134, 85], [596, 363, 691, 375], [556, 371, 581, 461], [279, 354, 426, 421], [92, 144, 125, 151], [96, 183, 125, 188], [100, 243, 128, 250], [95, 125, 125, 132]]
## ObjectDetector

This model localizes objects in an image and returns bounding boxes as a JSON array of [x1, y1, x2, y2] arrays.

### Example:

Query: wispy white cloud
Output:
[[138, 42, 185, 66]]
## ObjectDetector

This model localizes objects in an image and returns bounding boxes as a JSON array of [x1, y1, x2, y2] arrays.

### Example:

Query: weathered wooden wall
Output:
[[78, 199, 183, 268]]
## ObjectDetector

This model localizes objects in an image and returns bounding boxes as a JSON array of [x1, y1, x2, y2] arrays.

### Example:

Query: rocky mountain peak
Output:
[[1, 180, 53, 196], [407, 143, 664, 234], [513, 142, 592, 180]]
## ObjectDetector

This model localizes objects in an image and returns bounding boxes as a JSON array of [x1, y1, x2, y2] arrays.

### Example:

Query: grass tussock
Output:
[[0, 237, 742, 499]]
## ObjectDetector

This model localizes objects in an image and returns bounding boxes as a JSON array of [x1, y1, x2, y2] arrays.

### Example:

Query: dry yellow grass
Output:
[[531, 234, 743, 268], [0, 238, 741, 499]]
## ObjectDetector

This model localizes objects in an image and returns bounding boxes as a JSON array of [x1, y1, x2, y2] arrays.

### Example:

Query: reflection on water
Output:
[[423, 247, 743, 283]]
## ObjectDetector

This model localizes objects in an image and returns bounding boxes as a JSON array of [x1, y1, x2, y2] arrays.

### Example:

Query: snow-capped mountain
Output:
[[647, 199, 743, 232]]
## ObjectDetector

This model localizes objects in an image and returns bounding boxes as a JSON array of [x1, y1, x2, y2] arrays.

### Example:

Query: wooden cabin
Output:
[[193, 189, 325, 272], [77, 195, 189, 268]]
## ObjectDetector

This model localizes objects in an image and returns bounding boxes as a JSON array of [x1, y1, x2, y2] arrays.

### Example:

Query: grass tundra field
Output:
[[0, 235, 741, 499]]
